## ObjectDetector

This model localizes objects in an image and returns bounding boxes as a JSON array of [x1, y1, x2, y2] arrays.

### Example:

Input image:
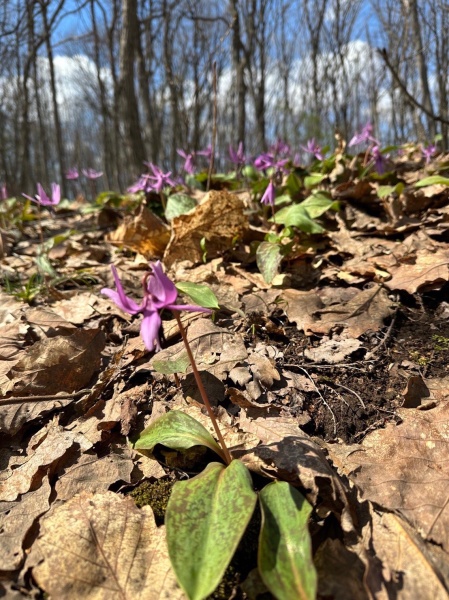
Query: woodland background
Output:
[[0, 0, 448, 196]]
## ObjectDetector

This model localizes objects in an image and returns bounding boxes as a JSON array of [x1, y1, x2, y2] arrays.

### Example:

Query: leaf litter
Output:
[[2, 154, 449, 598]]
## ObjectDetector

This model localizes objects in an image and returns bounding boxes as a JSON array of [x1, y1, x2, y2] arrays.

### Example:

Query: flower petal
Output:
[[140, 310, 162, 352], [148, 261, 178, 306], [101, 266, 142, 314]]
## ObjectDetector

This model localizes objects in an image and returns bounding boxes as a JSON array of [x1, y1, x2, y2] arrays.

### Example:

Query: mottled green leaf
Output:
[[274, 205, 324, 233], [166, 460, 257, 600], [152, 352, 190, 375], [256, 241, 283, 284], [304, 173, 326, 188], [134, 410, 223, 458], [176, 281, 220, 309], [165, 193, 197, 220], [259, 482, 317, 600], [299, 192, 339, 218]]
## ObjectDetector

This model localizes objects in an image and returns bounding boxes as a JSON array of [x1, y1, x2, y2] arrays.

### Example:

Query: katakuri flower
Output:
[[229, 142, 246, 166], [254, 152, 288, 172], [82, 168, 103, 179], [301, 138, 324, 161], [23, 183, 61, 206], [65, 168, 79, 180], [101, 262, 212, 352], [177, 149, 195, 174], [1, 184, 8, 200], [260, 180, 276, 206], [372, 145, 386, 174], [422, 144, 436, 165], [348, 122, 379, 147], [144, 163, 176, 193]]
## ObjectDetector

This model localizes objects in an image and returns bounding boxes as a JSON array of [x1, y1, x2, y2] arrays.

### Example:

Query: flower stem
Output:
[[173, 311, 232, 465]]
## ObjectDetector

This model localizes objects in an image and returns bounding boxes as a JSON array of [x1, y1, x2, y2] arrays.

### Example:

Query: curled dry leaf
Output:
[[327, 402, 449, 551], [163, 190, 249, 268], [106, 204, 170, 258], [32, 491, 183, 600], [4, 328, 105, 398], [385, 246, 449, 294]]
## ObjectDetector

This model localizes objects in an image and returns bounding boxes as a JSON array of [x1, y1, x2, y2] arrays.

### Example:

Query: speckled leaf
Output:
[[134, 410, 223, 458], [152, 352, 190, 375], [415, 175, 449, 188], [166, 460, 257, 600], [259, 481, 317, 600], [256, 241, 283, 284], [176, 281, 220, 309], [165, 193, 197, 221]]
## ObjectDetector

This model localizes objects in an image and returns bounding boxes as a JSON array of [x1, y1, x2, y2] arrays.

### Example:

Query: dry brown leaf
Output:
[[385, 246, 449, 293], [32, 491, 183, 599], [238, 412, 355, 530], [0, 477, 51, 571], [304, 336, 362, 363], [163, 190, 248, 268], [281, 288, 324, 333], [152, 318, 247, 381], [4, 328, 105, 397], [50, 293, 115, 324], [327, 402, 449, 550], [55, 449, 134, 501], [0, 420, 91, 501]]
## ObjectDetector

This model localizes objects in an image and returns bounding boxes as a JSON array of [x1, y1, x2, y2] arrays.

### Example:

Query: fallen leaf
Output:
[[386, 247, 449, 293], [5, 328, 105, 397], [0, 477, 51, 570], [163, 190, 249, 267], [106, 204, 170, 258], [327, 402, 449, 550], [32, 491, 183, 599], [304, 336, 362, 363]]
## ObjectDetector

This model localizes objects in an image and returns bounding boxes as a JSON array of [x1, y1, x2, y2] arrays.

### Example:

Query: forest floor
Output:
[[1, 152, 449, 599]]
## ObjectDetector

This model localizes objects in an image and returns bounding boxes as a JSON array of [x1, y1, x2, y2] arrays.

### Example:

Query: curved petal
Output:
[[51, 183, 61, 205], [148, 261, 178, 307], [140, 310, 162, 352], [37, 183, 52, 206], [101, 266, 142, 314]]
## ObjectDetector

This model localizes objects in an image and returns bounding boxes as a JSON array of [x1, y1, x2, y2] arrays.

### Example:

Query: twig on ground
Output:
[[0, 389, 91, 405]]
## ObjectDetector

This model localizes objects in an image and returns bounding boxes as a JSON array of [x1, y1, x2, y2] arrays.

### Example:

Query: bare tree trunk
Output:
[[119, 0, 146, 174], [230, 0, 246, 145], [41, 0, 67, 196]]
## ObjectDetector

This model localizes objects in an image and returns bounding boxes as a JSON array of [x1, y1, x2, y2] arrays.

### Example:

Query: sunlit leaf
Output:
[[133, 410, 223, 458], [273, 205, 324, 233], [304, 173, 326, 188], [152, 352, 190, 375], [256, 241, 283, 284], [165, 193, 197, 220], [259, 481, 317, 600], [166, 460, 257, 600], [415, 175, 449, 188], [299, 192, 339, 218], [176, 281, 220, 309]]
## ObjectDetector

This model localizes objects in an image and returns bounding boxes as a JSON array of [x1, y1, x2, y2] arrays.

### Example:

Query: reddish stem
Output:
[[173, 311, 232, 465]]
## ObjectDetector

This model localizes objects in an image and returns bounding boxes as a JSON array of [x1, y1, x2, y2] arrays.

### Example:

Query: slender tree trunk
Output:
[[119, 0, 146, 174]]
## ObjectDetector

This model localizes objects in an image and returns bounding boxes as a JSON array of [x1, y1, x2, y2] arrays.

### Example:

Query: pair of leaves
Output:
[[134, 411, 317, 600]]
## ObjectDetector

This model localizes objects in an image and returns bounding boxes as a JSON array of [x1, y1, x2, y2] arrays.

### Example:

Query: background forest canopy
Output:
[[1, 0, 448, 197]]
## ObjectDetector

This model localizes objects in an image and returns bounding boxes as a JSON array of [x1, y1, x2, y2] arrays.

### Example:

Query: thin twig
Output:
[[365, 298, 399, 360], [173, 311, 232, 464], [0, 389, 90, 405]]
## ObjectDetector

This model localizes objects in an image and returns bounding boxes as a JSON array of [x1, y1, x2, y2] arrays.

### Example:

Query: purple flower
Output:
[[197, 145, 212, 159], [260, 180, 276, 206], [23, 182, 61, 207], [269, 139, 290, 157], [177, 149, 195, 175], [372, 146, 386, 174], [101, 262, 212, 352], [254, 152, 288, 172], [301, 138, 324, 161], [145, 163, 176, 193], [0, 184, 8, 200], [82, 168, 103, 179], [65, 168, 79, 180], [422, 144, 436, 165], [348, 122, 379, 147], [229, 142, 246, 166]]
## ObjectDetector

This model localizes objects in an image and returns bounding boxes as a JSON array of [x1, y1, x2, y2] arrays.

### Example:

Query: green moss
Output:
[[129, 479, 174, 525], [432, 334, 449, 352]]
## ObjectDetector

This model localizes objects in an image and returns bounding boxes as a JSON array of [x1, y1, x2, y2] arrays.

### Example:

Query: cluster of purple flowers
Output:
[[128, 163, 176, 194]]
